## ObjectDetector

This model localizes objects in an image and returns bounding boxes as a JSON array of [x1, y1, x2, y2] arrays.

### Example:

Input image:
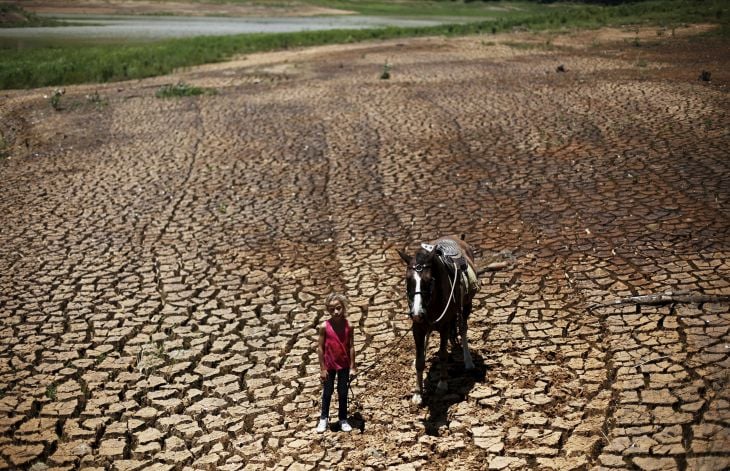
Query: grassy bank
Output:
[[310, 0, 545, 17], [0, 0, 727, 90], [0, 4, 63, 27]]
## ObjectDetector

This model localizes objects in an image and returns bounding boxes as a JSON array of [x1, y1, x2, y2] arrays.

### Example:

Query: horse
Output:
[[397, 235, 479, 405]]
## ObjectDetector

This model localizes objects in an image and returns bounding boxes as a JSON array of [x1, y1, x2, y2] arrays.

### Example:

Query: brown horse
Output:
[[397, 235, 478, 405]]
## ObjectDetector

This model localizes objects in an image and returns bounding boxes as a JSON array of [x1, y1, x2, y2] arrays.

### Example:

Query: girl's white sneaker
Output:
[[340, 420, 352, 432], [316, 418, 328, 433]]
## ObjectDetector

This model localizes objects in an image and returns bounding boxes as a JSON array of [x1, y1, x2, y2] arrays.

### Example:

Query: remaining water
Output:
[[0, 14, 463, 49]]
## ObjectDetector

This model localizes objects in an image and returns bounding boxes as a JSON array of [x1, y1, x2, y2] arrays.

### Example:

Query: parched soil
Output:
[[0, 25, 729, 470]]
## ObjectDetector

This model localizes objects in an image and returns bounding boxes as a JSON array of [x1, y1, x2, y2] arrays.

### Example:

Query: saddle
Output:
[[424, 238, 479, 297], [435, 239, 468, 270]]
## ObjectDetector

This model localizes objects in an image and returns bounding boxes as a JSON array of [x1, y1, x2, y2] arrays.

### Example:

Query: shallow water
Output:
[[0, 14, 462, 49]]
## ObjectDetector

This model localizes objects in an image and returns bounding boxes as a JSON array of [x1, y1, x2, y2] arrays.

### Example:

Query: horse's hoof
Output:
[[411, 394, 423, 405], [437, 380, 448, 392]]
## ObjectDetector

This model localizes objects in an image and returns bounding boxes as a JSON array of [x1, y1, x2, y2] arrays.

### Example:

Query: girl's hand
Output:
[[320, 369, 328, 382], [350, 368, 357, 379]]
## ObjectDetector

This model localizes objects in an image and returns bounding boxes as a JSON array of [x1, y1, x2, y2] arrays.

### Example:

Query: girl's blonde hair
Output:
[[325, 293, 347, 314]]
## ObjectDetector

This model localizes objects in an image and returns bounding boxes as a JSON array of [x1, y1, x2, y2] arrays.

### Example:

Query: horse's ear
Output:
[[397, 249, 411, 265]]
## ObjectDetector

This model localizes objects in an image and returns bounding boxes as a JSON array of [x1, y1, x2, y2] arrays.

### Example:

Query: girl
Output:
[[317, 293, 357, 433]]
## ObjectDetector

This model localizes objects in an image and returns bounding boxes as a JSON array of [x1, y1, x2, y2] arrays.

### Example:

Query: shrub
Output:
[[380, 62, 392, 80], [155, 82, 216, 98], [45, 383, 57, 400], [48, 88, 64, 110]]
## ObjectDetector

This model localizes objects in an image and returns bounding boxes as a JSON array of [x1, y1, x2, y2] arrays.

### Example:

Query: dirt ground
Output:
[[0, 23, 729, 470], [17, 0, 353, 17]]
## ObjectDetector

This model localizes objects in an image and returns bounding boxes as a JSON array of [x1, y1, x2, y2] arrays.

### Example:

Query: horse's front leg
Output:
[[437, 330, 449, 393], [412, 328, 427, 405]]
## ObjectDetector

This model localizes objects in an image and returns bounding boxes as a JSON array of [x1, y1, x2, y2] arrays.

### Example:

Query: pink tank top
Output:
[[323, 319, 351, 371]]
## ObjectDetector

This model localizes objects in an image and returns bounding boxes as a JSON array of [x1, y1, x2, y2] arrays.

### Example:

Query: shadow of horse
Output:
[[421, 349, 486, 436], [348, 411, 366, 433]]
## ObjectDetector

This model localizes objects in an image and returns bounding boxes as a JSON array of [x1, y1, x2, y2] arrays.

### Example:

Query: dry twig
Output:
[[476, 261, 511, 275], [589, 292, 730, 311]]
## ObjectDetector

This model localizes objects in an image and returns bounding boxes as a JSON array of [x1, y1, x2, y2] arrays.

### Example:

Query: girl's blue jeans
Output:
[[321, 368, 349, 421]]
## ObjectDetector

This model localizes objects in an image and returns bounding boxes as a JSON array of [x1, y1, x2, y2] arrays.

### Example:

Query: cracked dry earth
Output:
[[1, 25, 729, 471]]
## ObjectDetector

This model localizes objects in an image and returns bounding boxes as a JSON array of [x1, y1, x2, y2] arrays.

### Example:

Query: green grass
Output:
[[45, 383, 57, 400], [310, 0, 536, 17], [156, 81, 217, 98], [0, 0, 727, 90]]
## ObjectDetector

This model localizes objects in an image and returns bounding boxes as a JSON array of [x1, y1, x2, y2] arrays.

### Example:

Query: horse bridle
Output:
[[407, 257, 459, 324], [407, 263, 431, 319]]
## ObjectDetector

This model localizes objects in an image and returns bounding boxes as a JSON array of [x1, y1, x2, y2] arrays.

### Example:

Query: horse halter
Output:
[[408, 242, 437, 318], [407, 256, 459, 324], [407, 263, 431, 319]]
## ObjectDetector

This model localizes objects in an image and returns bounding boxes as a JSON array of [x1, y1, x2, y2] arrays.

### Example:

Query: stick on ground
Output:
[[589, 292, 730, 311]]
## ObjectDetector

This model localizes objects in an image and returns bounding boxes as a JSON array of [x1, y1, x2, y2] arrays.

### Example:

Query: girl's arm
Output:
[[318, 323, 328, 381], [349, 326, 356, 376]]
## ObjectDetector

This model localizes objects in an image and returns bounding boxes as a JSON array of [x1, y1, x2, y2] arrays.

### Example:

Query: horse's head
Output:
[[397, 244, 438, 324]]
